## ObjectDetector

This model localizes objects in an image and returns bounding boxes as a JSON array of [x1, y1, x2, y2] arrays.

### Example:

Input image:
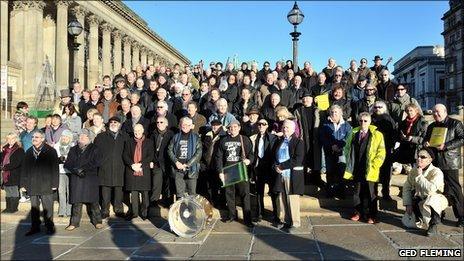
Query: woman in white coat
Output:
[[403, 147, 448, 236]]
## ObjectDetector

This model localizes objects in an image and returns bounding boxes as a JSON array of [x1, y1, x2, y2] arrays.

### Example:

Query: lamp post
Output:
[[287, 1, 304, 73], [67, 18, 83, 83]]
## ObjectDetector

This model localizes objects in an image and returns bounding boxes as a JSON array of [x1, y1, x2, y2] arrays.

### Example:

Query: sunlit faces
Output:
[[133, 124, 144, 139], [432, 104, 447, 122]]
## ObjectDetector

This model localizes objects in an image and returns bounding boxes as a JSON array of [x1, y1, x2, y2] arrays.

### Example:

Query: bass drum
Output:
[[168, 195, 213, 238]]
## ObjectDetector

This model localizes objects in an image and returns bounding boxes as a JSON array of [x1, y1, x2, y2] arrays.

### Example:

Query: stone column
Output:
[[112, 30, 122, 76], [153, 54, 160, 66], [87, 14, 100, 87], [71, 5, 86, 87], [43, 14, 56, 68], [132, 42, 140, 69], [0, 0, 8, 66], [123, 35, 132, 71], [140, 47, 147, 68], [55, 0, 69, 91], [10, 1, 46, 102], [101, 22, 112, 77], [147, 51, 154, 67]]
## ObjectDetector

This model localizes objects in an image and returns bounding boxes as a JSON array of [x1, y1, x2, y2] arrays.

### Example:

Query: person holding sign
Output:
[[272, 120, 305, 233], [216, 120, 254, 227], [424, 104, 464, 227]]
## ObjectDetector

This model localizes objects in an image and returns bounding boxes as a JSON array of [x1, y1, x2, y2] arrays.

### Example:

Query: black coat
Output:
[[21, 144, 59, 196], [94, 131, 129, 186], [65, 144, 102, 203], [396, 116, 428, 164], [121, 116, 150, 137], [350, 96, 383, 126], [272, 135, 305, 195], [149, 129, 175, 173], [1, 145, 25, 186], [123, 138, 154, 191], [424, 117, 464, 170], [372, 113, 397, 150]]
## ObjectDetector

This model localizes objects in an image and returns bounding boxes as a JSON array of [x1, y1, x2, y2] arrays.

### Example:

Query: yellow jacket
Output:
[[343, 125, 386, 182]]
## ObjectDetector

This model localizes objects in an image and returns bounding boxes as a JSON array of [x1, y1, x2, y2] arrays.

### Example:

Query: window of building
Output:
[[421, 79, 425, 93], [439, 78, 445, 90], [449, 62, 455, 73], [449, 77, 455, 90]]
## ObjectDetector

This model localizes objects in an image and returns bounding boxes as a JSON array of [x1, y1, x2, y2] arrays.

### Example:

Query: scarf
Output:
[[405, 115, 419, 136], [2, 144, 19, 184], [33, 144, 44, 159], [133, 136, 145, 176]]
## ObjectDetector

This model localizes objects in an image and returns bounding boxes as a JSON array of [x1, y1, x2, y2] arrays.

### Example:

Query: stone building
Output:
[[392, 46, 446, 111], [0, 0, 190, 116], [442, 0, 463, 112]]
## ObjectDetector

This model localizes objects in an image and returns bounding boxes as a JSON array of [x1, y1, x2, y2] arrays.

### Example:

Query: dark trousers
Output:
[[412, 196, 441, 225], [130, 191, 149, 217], [71, 202, 102, 226], [161, 172, 175, 205], [225, 182, 251, 224], [379, 155, 393, 197], [101, 186, 124, 215], [353, 181, 378, 219], [254, 167, 280, 221], [174, 172, 197, 199], [30, 194, 54, 230], [150, 168, 163, 203], [443, 169, 464, 219]]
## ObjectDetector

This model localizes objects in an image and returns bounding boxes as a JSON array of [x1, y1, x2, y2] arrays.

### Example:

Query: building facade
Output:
[[442, 0, 463, 113], [0, 0, 190, 117], [392, 46, 446, 111]]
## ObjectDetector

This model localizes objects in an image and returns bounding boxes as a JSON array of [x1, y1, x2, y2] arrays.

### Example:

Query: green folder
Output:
[[221, 161, 248, 187]]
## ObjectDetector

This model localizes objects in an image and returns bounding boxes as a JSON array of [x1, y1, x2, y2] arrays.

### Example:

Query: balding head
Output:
[[432, 103, 448, 122], [282, 119, 296, 138]]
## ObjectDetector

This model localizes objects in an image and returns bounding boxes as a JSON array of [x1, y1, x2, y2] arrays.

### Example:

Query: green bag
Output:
[[221, 161, 248, 188]]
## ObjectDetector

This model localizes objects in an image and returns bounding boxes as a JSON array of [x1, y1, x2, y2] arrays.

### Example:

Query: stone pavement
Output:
[[1, 207, 463, 260]]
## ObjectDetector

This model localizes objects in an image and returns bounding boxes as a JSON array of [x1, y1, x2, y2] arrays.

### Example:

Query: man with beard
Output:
[[94, 117, 128, 219], [20, 131, 59, 235], [64, 130, 103, 230], [216, 120, 255, 227], [150, 116, 175, 207], [376, 69, 397, 101], [351, 84, 383, 126], [250, 119, 279, 223]]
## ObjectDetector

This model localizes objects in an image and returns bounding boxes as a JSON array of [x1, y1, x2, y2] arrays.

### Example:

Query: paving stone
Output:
[[192, 255, 248, 260], [56, 248, 135, 260], [309, 216, 368, 226], [250, 252, 321, 260], [1, 224, 44, 254], [383, 231, 459, 248], [448, 235, 463, 246], [313, 226, 397, 260], [32, 235, 88, 245], [196, 234, 252, 256], [252, 233, 318, 254], [211, 220, 254, 234], [1, 243, 73, 260], [152, 223, 212, 244], [132, 242, 199, 259], [79, 228, 156, 248], [254, 217, 311, 235]]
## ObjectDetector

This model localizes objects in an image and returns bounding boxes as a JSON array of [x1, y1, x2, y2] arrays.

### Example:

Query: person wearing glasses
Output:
[[389, 84, 422, 124], [351, 84, 382, 126], [357, 58, 372, 83], [149, 116, 175, 208], [343, 112, 386, 224], [257, 61, 272, 85], [250, 118, 279, 223], [424, 104, 464, 228], [402, 148, 448, 236], [20, 130, 59, 236], [376, 69, 397, 101], [371, 101, 397, 200], [94, 116, 128, 219]]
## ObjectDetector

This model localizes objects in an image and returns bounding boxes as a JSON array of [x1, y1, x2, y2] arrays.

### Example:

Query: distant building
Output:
[[441, 0, 463, 113], [392, 46, 446, 111]]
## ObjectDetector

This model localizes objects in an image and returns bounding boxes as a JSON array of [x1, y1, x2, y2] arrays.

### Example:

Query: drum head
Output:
[[168, 195, 207, 238]]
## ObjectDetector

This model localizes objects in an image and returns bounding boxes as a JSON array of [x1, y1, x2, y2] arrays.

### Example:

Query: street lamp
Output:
[[67, 18, 83, 83], [287, 1, 304, 72]]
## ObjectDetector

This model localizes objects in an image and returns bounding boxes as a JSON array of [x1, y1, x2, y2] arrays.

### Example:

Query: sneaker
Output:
[[350, 212, 361, 222], [19, 197, 28, 203], [95, 223, 104, 229], [65, 225, 77, 231], [367, 218, 376, 224]]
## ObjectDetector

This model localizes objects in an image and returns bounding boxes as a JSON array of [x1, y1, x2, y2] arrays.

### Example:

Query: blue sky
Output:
[[124, 1, 448, 71]]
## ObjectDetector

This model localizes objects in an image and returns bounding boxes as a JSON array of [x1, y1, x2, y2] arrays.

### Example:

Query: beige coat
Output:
[[403, 164, 448, 225]]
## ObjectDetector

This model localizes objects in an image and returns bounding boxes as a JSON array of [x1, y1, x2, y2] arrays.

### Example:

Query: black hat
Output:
[[210, 119, 222, 126], [302, 89, 312, 98], [246, 108, 260, 115], [60, 89, 72, 98], [108, 116, 121, 123], [114, 77, 126, 83], [358, 75, 367, 82], [418, 147, 435, 161], [373, 55, 383, 61]]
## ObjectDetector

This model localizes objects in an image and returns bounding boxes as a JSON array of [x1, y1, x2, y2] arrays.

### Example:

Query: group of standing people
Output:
[[1, 55, 463, 236]]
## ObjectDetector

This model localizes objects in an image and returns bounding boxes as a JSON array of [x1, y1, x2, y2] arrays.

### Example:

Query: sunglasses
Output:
[[359, 119, 369, 123], [156, 106, 164, 109], [418, 155, 429, 159], [361, 61, 367, 64], [397, 88, 405, 91], [258, 123, 268, 126], [182, 93, 190, 96], [156, 121, 166, 124]]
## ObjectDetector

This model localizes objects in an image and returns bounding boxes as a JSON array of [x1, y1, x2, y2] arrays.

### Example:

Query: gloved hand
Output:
[[74, 168, 85, 178]]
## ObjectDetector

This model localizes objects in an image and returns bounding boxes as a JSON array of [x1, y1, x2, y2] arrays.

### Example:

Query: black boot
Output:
[[426, 223, 438, 236], [2, 197, 12, 213], [10, 197, 19, 213]]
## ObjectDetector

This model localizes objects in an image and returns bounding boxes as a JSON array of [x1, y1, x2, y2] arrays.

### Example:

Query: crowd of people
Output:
[[1, 56, 463, 236]]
